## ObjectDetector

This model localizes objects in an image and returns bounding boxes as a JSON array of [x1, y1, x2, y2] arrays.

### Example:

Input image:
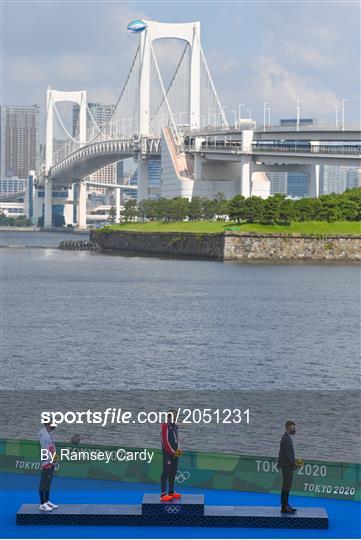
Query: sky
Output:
[[2, 0, 360, 137]]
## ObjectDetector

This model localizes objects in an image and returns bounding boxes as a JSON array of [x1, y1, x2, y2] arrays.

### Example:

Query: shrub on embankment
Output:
[[113, 188, 361, 227]]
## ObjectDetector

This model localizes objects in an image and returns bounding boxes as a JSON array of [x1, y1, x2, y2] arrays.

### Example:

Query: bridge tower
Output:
[[137, 20, 201, 201], [138, 20, 201, 135], [44, 89, 87, 228]]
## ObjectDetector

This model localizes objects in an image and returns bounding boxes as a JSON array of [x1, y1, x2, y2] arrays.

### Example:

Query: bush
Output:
[[278, 198, 295, 225], [243, 196, 263, 223], [260, 196, 281, 225], [228, 195, 246, 223], [120, 188, 361, 225]]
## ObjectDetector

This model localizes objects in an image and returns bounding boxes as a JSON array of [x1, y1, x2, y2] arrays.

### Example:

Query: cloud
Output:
[[208, 50, 239, 75], [248, 55, 339, 120], [2, 0, 359, 127], [7, 58, 47, 85]]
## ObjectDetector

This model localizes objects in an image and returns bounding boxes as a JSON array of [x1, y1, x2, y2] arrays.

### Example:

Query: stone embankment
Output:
[[59, 239, 100, 251], [91, 230, 361, 261]]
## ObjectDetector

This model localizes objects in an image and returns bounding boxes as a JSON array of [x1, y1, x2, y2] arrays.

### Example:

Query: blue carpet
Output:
[[1, 472, 360, 539]]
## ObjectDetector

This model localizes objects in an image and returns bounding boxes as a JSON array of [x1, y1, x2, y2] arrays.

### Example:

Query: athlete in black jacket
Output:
[[277, 420, 297, 513]]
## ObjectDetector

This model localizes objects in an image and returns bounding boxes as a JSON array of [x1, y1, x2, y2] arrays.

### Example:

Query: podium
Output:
[[16, 494, 328, 529], [142, 494, 204, 517]]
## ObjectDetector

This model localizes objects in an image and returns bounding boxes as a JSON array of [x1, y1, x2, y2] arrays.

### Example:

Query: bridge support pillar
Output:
[[77, 181, 87, 230], [64, 184, 74, 226], [307, 164, 320, 198], [193, 153, 202, 182], [137, 160, 149, 202], [115, 187, 121, 223], [44, 178, 53, 228], [239, 159, 252, 197]]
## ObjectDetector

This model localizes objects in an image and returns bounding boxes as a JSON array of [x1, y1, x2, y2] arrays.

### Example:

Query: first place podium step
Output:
[[142, 494, 204, 517], [16, 493, 328, 529]]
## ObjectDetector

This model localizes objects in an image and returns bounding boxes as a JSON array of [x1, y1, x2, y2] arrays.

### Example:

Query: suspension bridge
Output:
[[32, 19, 360, 229]]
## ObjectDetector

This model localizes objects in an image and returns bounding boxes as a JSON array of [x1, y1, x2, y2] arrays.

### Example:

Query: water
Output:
[[1, 231, 360, 461]]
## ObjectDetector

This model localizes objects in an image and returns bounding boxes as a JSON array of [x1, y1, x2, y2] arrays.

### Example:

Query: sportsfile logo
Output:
[[41, 407, 250, 427]]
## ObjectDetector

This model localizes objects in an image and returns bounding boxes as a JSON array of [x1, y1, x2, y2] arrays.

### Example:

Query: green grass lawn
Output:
[[103, 221, 361, 236]]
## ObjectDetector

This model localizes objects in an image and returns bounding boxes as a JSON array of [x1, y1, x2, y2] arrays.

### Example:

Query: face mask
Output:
[[289, 428, 296, 435]]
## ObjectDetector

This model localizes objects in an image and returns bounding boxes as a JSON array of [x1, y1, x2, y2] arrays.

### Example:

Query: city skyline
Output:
[[2, 1, 360, 131]]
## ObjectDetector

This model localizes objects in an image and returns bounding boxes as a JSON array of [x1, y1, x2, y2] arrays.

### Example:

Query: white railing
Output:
[[183, 139, 361, 156], [49, 137, 161, 178]]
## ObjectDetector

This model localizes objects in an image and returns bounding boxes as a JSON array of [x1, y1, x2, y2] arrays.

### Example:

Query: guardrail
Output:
[[253, 144, 361, 155], [184, 141, 361, 156], [49, 137, 162, 178]]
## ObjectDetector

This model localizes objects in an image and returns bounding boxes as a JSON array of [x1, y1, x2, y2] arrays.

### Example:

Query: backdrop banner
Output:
[[1, 439, 359, 501]]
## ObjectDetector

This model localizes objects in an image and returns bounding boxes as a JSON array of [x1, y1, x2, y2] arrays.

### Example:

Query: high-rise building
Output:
[[287, 173, 308, 198], [346, 168, 361, 190], [73, 102, 115, 139], [320, 166, 348, 194], [268, 118, 314, 198], [0, 105, 40, 178], [320, 166, 361, 194], [268, 119, 359, 198], [130, 158, 161, 200], [73, 102, 117, 193], [148, 157, 161, 199], [0, 177, 27, 195], [268, 172, 287, 195]]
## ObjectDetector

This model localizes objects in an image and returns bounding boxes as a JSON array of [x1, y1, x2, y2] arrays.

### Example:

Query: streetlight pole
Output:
[[334, 104, 339, 128], [296, 100, 302, 131], [246, 108, 252, 119], [232, 110, 237, 128], [263, 102, 270, 132], [238, 103, 244, 120], [341, 98, 348, 131], [267, 105, 271, 128]]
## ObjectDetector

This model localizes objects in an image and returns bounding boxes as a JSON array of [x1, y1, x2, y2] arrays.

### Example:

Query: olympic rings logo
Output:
[[175, 470, 190, 483], [165, 505, 181, 514]]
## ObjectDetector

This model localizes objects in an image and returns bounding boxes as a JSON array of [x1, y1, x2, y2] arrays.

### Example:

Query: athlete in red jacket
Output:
[[160, 410, 182, 501]]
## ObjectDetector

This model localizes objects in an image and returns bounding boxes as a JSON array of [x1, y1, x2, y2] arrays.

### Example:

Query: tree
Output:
[[168, 197, 189, 221], [318, 196, 341, 222], [294, 198, 314, 222], [122, 199, 138, 222], [278, 198, 295, 225], [108, 206, 116, 223], [337, 198, 359, 221], [244, 196, 263, 223], [261, 196, 280, 225], [214, 192, 228, 219], [202, 198, 216, 220], [137, 200, 147, 222], [188, 197, 203, 220], [156, 198, 170, 221], [228, 195, 246, 223]]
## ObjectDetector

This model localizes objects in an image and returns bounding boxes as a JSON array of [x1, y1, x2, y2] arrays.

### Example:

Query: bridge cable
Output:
[[86, 44, 140, 144], [196, 33, 228, 128], [149, 39, 180, 141], [149, 41, 190, 126], [53, 102, 81, 144]]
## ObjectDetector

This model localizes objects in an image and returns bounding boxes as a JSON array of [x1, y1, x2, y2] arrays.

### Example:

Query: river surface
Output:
[[1, 230, 360, 461]]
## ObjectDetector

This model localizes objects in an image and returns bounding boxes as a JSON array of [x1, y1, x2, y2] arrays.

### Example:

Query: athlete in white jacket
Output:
[[38, 421, 59, 511]]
